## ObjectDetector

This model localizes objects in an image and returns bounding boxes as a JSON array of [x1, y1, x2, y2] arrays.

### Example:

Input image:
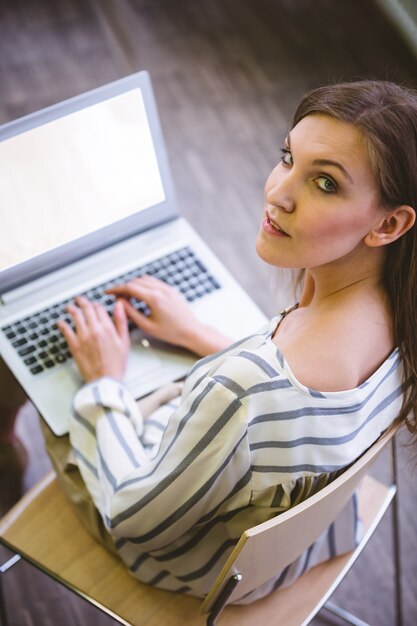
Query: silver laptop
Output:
[[0, 71, 266, 436]]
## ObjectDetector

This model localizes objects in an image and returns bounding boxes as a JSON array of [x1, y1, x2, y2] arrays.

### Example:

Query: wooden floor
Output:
[[0, 0, 417, 624]]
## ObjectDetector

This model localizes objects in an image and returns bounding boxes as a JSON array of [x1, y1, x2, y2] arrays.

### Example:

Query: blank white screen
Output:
[[0, 88, 165, 272]]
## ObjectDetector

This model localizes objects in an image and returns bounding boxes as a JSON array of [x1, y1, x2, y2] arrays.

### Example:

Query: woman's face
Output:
[[256, 114, 385, 270]]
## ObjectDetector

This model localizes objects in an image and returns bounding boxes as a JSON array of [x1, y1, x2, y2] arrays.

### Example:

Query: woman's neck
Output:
[[299, 247, 386, 308]]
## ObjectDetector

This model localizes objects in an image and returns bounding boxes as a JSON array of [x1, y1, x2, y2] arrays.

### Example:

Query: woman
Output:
[[1, 80, 416, 602]]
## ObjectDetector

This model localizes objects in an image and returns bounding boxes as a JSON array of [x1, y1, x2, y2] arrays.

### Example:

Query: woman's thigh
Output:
[[0, 358, 117, 554], [39, 418, 118, 555]]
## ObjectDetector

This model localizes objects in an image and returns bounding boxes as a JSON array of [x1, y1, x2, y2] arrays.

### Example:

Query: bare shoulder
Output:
[[273, 299, 393, 392]]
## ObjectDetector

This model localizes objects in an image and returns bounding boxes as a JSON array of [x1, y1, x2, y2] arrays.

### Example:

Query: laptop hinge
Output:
[[0, 220, 188, 310], [0, 267, 73, 307]]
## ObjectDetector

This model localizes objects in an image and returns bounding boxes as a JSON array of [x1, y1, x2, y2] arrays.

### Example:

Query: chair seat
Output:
[[0, 471, 393, 626]]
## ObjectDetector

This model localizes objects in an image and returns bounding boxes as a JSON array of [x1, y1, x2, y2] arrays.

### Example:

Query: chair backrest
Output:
[[202, 426, 396, 611]]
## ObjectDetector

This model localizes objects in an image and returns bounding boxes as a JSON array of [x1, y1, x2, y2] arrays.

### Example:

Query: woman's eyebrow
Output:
[[311, 158, 354, 184]]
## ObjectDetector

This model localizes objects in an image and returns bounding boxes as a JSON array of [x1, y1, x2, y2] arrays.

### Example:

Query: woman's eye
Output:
[[314, 176, 337, 193], [280, 148, 293, 166]]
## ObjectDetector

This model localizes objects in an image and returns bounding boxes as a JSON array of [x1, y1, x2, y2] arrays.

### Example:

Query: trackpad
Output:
[[125, 330, 165, 391], [124, 329, 196, 400]]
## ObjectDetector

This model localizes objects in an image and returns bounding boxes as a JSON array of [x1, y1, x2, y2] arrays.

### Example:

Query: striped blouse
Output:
[[69, 317, 403, 603]]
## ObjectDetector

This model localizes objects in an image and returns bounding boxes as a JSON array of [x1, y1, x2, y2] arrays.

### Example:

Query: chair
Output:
[[0, 426, 401, 626]]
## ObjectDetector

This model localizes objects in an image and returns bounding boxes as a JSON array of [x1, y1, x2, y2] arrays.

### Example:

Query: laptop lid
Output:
[[0, 71, 178, 296]]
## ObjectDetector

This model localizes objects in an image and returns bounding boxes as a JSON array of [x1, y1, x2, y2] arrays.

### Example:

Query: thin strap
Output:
[[279, 303, 299, 318]]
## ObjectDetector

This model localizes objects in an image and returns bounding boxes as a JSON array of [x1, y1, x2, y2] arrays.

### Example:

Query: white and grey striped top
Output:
[[70, 317, 403, 603]]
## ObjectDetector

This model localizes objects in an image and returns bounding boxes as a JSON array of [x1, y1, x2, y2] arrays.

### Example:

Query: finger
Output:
[[121, 299, 153, 333], [141, 274, 170, 286], [133, 275, 174, 293], [75, 296, 100, 329], [113, 299, 130, 344], [106, 279, 150, 299], [108, 281, 158, 308], [110, 274, 165, 290], [57, 319, 79, 353], [67, 303, 88, 336], [91, 300, 114, 329]]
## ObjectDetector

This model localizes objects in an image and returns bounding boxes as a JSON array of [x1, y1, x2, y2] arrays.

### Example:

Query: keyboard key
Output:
[[18, 345, 36, 357], [30, 365, 44, 375], [12, 338, 27, 348]]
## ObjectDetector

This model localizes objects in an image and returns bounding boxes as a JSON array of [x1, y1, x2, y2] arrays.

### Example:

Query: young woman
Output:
[[1, 80, 416, 602]]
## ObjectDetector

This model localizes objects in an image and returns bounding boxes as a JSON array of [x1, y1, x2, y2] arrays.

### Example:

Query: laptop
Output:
[[0, 71, 266, 436]]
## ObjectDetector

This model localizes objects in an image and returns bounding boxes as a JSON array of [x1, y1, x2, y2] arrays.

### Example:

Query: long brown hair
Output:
[[292, 80, 417, 435]]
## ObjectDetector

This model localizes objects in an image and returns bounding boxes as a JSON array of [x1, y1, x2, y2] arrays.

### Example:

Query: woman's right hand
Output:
[[107, 276, 203, 350], [107, 275, 232, 356]]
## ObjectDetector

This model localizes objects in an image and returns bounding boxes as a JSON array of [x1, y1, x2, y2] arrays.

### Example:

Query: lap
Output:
[[40, 417, 119, 554], [39, 382, 183, 553], [0, 356, 182, 554]]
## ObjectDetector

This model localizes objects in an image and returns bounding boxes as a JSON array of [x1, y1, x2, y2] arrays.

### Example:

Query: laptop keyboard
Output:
[[2, 247, 220, 376]]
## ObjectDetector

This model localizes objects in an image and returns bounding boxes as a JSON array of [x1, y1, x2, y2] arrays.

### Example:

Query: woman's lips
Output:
[[262, 214, 290, 237]]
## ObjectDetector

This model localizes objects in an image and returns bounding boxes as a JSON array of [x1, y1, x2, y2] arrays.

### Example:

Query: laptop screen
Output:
[[0, 72, 177, 294], [0, 89, 165, 274]]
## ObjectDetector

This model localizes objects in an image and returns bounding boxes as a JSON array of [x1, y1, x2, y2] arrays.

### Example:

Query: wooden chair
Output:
[[0, 427, 400, 626]]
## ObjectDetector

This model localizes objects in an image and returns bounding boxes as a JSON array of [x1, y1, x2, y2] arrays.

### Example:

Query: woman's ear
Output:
[[364, 205, 416, 247]]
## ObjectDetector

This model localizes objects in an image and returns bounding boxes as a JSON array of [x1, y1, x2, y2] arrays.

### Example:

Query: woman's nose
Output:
[[265, 175, 296, 213]]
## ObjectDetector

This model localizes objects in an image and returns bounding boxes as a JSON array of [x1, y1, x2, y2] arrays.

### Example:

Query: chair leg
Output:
[[206, 574, 242, 626], [0, 551, 21, 626], [0, 555, 21, 574], [391, 436, 403, 626], [0, 574, 9, 626], [322, 601, 370, 626], [322, 437, 403, 626]]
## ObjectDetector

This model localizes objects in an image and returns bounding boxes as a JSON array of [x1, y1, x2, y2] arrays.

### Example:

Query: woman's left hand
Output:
[[57, 296, 130, 383]]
